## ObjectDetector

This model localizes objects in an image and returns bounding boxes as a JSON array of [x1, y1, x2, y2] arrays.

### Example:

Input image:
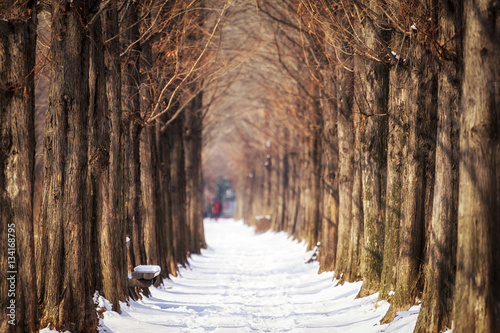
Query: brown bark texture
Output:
[[318, 74, 339, 273], [453, 0, 500, 331], [38, 0, 99, 331], [0, 1, 38, 331], [100, 1, 128, 311], [334, 56, 354, 282], [414, 1, 462, 331], [356, 1, 389, 297], [120, 1, 145, 270], [184, 93, 207, 254], [382, 0, 438, 322]]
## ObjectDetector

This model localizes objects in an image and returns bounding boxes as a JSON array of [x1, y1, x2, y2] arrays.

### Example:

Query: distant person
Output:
[[212, 200, 221, 221]]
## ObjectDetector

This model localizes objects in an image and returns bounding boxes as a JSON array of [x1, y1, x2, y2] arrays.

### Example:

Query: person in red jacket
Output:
[[212, 200, 221, 221]]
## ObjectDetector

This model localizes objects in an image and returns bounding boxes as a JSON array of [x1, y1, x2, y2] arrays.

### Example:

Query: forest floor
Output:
[[57, 219, 422, 332]]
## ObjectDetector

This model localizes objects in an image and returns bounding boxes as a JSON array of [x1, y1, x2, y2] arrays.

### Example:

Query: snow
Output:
[[41, 218, 421, 332], [134, 265, 161, 274]]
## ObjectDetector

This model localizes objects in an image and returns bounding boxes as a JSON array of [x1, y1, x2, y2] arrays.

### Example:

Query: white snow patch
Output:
[[134, 265, 161, 274]]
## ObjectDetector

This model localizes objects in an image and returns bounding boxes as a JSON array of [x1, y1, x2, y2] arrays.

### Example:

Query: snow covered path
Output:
[[99, 219, 420, 333]]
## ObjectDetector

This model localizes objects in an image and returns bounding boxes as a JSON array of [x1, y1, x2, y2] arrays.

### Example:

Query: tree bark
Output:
[[453, 0, 500, 331], [334, 56, 354, 282], [0, 2, 37, 331], [318, 74, 339, 273], [378, 27, 407, 303], [87, 12, 111, 304], [184, 92, 206, 254], [414, 1, 462, 331], [38, 0, 98, 331], [347, 87, 363, 282], [170, 114, 189, 265], [139, 15, 161, 268], [382, 1, 438, 322], [100, 0, 128, 311], [120, 1, 145, 270], [357, 3, 389, 296], [157, 121, 178, 276]]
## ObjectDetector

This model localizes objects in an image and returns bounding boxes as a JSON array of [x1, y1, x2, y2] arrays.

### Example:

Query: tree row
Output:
[[0, 0, 210, 332], [231, 1, 499, 332]]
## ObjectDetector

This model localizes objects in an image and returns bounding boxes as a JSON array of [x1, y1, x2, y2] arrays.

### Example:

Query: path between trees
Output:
[[96, 219, 419, 332]]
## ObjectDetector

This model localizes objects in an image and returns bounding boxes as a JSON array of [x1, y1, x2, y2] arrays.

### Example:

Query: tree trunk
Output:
[[382, 1, 438, 322], [318, 73, 339, 273], [184, 92, 206, 254], [274, 129, 288, 232], [139, 16, 161, 268], [120, 1, 145, 270], [334, 57, 354, 282], [170, 115, 189, 265], [453, 0, 500, 331], [357, 4, 389, 296], [347, 89, 363, 282], [414, 1, 462, 331], [100, 0, 128, 311], [378, 30, 407, 303], [157, 122, 178, 276], [87, 13, 112, 304], [0, 2, 37, 331], [38, 1, 98, 331]]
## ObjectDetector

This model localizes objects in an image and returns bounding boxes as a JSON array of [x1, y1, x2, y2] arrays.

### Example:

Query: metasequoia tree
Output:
[[355, 0, 389, 297], [382, 0, 438, 322], [453, 0, 500, 331], [0, 1, 38, 332], [38, 0, 100, 331], [99, 0, 128, 311], [120, 0, 146, 270], [415, 1, 462, 331]]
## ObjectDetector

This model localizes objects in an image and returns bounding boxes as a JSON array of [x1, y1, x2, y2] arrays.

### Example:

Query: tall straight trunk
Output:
[[184, 92, 206, 253], [347, 92, 363, 282], [170, 115, 189, 265], [274, 129, 288, 232], [305, 106, 322, 250], [120, 1, 145, 270], [334, 55, 354, 282], [139, 16, 160, 267], [318, 72, 339, 273], [383, 1, 438, 322], [299, 129, 320, 246], [453, 0, 500, 331], [0, 2, 37, 331], [378, 32, 407, 303], [415, 1, 462, 331], [284, 137, 300, 235], [357, 3, 389, 296], [157, 122, 178, 276], [100, 0, 128, 310], [38, 1, 98, 331], [87, 13, 109, 299], [295, 135, 310, 242]]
